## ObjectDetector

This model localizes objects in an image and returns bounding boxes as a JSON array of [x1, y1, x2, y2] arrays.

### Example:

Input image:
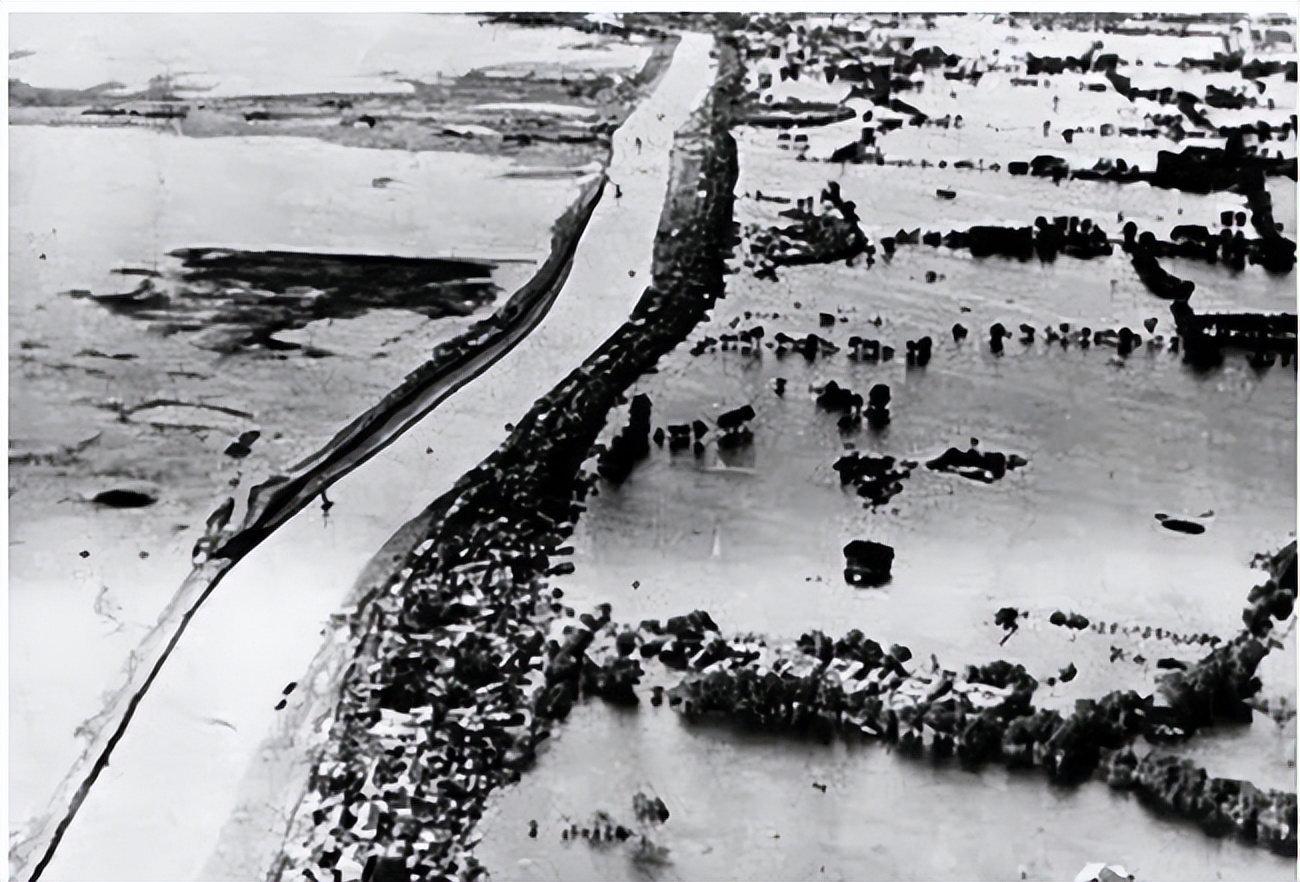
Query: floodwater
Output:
[[8, 125, 581, 832], [476, 14, 1297, 882], [9, 13, 652, 97], [25, 31, 716, 881], [8, 11, 647, 865], [7, 11, 1297, 882], [475, 702, 1295, 882]]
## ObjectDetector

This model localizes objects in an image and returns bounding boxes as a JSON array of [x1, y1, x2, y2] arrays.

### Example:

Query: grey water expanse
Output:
[[8, 10, 1298, 882]]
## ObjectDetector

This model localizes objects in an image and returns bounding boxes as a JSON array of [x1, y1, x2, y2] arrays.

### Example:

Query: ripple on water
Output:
[[476, 701, 1297, 881]]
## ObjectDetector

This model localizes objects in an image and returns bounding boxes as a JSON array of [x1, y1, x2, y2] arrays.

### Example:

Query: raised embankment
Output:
[[11, 179, 604, 882], [272, 34, 741, 882]]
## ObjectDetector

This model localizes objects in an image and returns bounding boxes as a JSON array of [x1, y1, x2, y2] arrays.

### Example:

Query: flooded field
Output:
[[8, 10, 1298, 882], [476, 703, 1293, 882], [475, 11, 1297, 882], [7, 12, 667, 875], [8, 13, 652, 97], [8, 124, 578, 824]]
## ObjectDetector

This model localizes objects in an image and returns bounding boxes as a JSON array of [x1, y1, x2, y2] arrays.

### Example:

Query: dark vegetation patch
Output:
[[740, 181, 873, 280], [545, 541, 1298, 854], [90, 488, 158, 508], [1171, 300, 1298, 370], [882, 215, 1113, 262], [740, 99, 857, 128], [1157, 514, 1208, 535], [596, 393, 652, 485], [842, 538, 894, 586], [70, 249, 500, 354], [278, 36, 744, 881], [925, 440, 1028, 484]]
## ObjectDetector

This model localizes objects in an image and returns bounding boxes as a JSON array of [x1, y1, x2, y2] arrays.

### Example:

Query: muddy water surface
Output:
[[26, 32, 718, 881], [9, 13, 652, 97], [477, 13, 1296, 882], [7, 124, 584, 828]]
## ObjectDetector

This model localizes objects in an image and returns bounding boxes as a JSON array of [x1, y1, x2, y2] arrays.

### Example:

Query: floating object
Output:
[[224, 429, 261, 458], [92, 488, 157, 509], [844, 539, 894, 587], [1154, 513, 1207, 535]]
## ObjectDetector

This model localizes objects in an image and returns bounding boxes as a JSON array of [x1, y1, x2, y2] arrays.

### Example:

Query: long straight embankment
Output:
[[267, 32, 741, 882], [22, 31, 717, 882], [12, 40, 688, 878], [12, 171, 603, 882]]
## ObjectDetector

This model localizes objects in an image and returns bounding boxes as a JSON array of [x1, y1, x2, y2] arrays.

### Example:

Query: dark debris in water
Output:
[[925, 441, 1028, 483], [224, 430, 261, 459], [91, 488, 158, 508], [632, 791, 670, 825], [70, 248, 500, 355], [833, 451, 913, 507], [1156, 514, 1208, 535]]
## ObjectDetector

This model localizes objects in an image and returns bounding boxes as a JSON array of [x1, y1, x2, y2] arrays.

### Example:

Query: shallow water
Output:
[[7, 126, 581, 831], [9, 13, 651, 97], [476, 701, 1296, 882], [479, 14, 1296, 882]]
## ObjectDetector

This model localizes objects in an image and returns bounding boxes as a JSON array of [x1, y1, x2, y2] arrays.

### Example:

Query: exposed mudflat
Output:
[[9, 14, 665, 166]]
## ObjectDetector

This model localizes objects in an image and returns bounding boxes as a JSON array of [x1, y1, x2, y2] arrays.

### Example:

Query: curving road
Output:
[[28, 30, 716, 882]]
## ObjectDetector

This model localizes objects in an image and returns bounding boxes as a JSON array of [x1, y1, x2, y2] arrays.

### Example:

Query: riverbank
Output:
[[9, 15, 677, 881], [19, 27, 716, 882], [267, 31, 738, 882]]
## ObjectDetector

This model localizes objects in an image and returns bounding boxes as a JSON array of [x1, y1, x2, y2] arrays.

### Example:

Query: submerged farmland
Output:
[[7, 11, 1298, 882]]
